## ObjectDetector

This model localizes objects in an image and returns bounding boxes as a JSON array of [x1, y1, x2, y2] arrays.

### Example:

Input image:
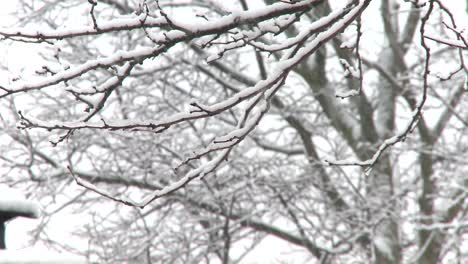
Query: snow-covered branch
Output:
[[12, 0, 372, 206]]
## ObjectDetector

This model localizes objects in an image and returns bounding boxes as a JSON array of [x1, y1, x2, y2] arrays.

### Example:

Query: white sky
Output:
[[0, 0, 466, 263]]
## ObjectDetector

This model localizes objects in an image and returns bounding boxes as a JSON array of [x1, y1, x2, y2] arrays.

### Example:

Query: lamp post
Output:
[[0, 187, 87, 263], [0, 198, 40, 250]]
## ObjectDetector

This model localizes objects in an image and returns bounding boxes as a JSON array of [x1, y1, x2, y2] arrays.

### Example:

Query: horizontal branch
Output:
[[0, 15, 167, 39], [425, 35, 468, 49], [0, 1, 323, 40]]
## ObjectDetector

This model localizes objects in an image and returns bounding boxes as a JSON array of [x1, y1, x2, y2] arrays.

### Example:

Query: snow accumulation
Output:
[[0, 187, 40, 219], [0, 249, 86, 264], [373, 235, 394, 261], [0, 199, 40, 219]]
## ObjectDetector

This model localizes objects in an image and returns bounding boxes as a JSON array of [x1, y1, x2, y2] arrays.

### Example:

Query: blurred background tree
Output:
[[0, 0, 466, 263]]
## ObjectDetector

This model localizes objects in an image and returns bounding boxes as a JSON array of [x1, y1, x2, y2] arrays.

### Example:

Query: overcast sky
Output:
[[0, 0, 466, 262]]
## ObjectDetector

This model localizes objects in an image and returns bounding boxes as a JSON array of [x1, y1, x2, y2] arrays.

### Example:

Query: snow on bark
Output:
[[373, 235, 395, 262], [0, 14, 167, 39]]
